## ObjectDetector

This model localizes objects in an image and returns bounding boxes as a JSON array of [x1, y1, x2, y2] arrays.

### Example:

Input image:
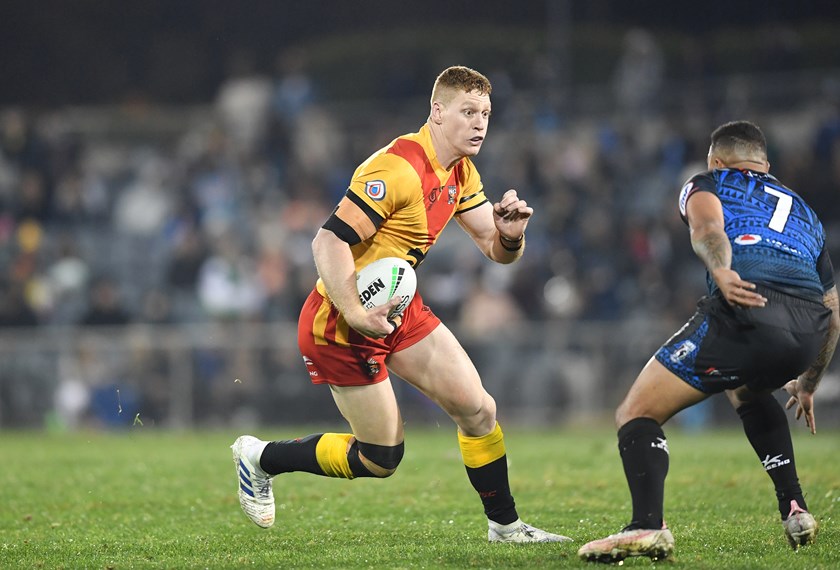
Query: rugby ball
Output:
[[356, 257, 416, 317]]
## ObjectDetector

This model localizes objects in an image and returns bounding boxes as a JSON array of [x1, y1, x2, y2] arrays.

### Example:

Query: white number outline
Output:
[[764, 187, 792, 232]]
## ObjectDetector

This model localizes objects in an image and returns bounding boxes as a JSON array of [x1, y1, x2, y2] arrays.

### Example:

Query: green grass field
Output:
[[1, 426, 838, 569]]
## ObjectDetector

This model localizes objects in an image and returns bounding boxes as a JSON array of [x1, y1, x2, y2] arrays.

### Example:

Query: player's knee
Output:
[[454, 393, 497, 435], [615, 402, 634, 429], [347, 440, 405, 478]]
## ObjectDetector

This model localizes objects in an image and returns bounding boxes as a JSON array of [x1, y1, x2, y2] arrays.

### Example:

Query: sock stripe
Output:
[[315, 433, 356, 479], [458, 422, 506, 468]]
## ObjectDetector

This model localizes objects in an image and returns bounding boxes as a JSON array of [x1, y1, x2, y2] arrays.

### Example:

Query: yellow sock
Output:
[[315, 433, 355, 479], [458, 422, 506, 468]]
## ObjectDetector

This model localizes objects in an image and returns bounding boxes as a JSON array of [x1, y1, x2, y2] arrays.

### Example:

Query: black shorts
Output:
[[654, 285, 831, 394]]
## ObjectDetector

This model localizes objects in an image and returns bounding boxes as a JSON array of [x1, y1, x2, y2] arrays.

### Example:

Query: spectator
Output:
[[197, 233, 266, 320], [0, 279, 38, 327], [78, 277, 132, 326]]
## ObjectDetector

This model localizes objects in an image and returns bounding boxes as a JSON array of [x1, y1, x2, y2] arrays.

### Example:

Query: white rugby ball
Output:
[[356, 257, 417, 317]]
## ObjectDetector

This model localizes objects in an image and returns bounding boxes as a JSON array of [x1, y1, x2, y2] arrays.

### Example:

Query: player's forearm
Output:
[[690, 225, 731, 272], [800, 287, 840, 392], [312, 229, 365, 321], [489, 231, 525, 264]]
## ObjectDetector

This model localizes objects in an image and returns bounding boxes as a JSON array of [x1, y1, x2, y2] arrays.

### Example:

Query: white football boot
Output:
[[488, 519, 573, 543], [231, 435, 274, 528]]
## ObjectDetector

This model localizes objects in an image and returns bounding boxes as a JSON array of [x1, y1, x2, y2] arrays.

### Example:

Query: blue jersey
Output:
[[679, 168, 834, 300]]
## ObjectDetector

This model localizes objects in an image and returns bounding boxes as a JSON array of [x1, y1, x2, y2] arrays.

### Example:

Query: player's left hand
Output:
[[493, 189, 532, 239], [711, 268, 767, 308], [783, 379, 816, 435]]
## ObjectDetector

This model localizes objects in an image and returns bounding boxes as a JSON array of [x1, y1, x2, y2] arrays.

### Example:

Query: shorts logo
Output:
[[302, 355, 318, 377], [364, 357, 380, 377], [365, 180, 386, 201], [670, 340, 696, 363], [735, 234, 762, 245]]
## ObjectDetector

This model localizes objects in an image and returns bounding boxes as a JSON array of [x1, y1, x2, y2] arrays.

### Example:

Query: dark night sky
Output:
[[2, 0, 839, 105]]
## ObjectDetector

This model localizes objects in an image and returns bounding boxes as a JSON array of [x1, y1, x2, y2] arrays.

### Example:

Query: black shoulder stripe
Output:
[[347, 190, 385, 228], [458, 191, 483, 204], [323, 215, 362, 246], [454, 198, 488, 215]]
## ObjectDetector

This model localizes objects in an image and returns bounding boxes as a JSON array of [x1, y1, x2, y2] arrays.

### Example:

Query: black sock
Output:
[[465, 457, 518, 525], [737, 395, 805, 518], [259, 434, 325, 476], [618, 417, 669, 529]]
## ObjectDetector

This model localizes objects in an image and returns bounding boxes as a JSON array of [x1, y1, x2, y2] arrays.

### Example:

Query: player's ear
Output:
[[431, 101, 444, 124]]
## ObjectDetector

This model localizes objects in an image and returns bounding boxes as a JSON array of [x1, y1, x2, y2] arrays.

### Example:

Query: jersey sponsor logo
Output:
[[427, 185, 459, 209], [735, 234, 762, 245], [678, 181, 695, 216], [670, 340, 696, 363], [426, 186, 442, 209], [365, 180, 386, 201], [764, 236, 804, 257]]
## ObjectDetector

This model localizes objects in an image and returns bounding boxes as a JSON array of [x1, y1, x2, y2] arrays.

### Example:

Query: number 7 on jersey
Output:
[[764, 186, 792, 233]]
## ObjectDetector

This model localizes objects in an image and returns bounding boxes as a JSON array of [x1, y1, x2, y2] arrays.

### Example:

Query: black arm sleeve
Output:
[[321, 190, 385, 246], [322, 211, 362, 245], [817, 245, 836, 292]]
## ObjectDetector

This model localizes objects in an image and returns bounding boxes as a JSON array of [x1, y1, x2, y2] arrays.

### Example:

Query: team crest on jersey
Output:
[[447, 185, 457, 204], [735, 234, 762, 245], [365, 180, 386, 201]]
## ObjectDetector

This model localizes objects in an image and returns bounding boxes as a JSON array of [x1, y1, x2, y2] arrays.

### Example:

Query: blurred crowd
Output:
[[1, 35, 840, 340], [2, 30, 840, 431]]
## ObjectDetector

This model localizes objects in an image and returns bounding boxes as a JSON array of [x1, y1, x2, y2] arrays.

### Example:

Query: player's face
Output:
[[440, 89, 491, 158]]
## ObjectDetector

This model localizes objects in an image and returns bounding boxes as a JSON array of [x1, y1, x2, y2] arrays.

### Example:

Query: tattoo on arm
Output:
[[801, 288, 840, 392], [691, 230, 731, 271]]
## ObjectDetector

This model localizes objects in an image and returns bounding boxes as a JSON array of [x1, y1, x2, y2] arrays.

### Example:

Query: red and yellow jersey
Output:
[[318, 123, 487, 296]]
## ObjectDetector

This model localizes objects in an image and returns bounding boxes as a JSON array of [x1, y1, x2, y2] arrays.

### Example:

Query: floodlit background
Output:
[[1, 1, 839, 430]]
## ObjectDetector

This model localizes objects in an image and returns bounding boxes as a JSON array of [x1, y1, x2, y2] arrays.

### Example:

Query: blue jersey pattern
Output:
[[680, 169, 826, 297]]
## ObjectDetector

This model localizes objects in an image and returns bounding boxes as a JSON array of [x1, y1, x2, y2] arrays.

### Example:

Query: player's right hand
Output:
[[711, 268, 767, 308], [783, 379, 816, 435], [345, 296, 404, 339]]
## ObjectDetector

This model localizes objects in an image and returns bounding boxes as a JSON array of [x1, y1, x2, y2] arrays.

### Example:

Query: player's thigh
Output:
[[616, 357, 709, 427], [329, 378, 404, 446], [724, 385, 773, 409], [387, 323, 490, 417]]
